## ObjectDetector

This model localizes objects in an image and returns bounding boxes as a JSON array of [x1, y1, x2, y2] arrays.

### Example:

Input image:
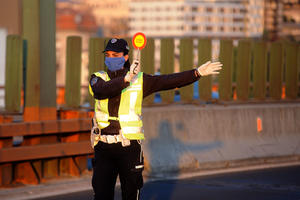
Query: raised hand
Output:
[[197, 61, 222, 76], [124, 59, 140, 82], [130, 59, 140, 75]]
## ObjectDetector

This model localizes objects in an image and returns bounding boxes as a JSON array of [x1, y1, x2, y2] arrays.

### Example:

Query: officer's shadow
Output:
[[141, 120, 223, 200]]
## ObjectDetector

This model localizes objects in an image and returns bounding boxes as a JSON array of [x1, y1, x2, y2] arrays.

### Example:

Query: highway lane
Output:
[[35, 165, 300, 200]]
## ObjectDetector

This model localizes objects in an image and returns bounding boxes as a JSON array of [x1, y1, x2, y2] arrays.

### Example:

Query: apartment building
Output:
[[264, 0, 283, 40], [281, 0, 300, 41], [129, 0, 264, 38], [84, 0, 131, 37]]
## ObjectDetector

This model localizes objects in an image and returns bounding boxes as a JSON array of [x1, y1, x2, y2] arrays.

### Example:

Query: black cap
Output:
[[103, 38, 130, 55]]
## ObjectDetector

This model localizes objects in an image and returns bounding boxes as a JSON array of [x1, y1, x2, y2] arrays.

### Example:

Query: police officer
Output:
[[89, 38, 222, 200]]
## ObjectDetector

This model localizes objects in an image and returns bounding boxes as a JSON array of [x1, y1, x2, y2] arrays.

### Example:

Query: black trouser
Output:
[[92, 140, 144, 200]]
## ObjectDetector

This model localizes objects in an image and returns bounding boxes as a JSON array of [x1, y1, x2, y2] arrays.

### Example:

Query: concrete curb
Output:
[[0, 175, 93, 200]]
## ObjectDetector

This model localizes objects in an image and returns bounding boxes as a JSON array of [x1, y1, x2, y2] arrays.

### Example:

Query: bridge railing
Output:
[[0, 118, 92, 186], [4, 36, 300, 114]]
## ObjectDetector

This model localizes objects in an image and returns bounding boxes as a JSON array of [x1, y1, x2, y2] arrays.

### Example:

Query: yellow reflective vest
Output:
[[89, 71, 144, 140]]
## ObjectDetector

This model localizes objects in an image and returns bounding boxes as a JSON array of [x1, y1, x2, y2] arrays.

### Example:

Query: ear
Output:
[[124, 54, 129, 61]]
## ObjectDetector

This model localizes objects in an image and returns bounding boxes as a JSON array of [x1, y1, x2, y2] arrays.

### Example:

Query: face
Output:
[[105, 51, 129, 61]]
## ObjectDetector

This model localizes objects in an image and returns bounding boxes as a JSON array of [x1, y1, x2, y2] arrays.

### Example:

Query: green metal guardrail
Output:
[[4, 37, 300, 112]]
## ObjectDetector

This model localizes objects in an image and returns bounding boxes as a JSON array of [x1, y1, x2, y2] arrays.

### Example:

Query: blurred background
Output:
[[0, 0, 299, 109]]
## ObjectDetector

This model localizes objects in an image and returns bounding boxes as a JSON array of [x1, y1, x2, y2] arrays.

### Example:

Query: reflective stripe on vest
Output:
[[89, 71, 111, 128], [89, 71, 144, 140]]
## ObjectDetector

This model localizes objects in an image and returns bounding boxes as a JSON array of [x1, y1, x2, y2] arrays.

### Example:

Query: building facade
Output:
[[129, 0, 264, 38], [281, 0, 300, 41], [82, 0, 130, 37], [264, 0, 283, 40]]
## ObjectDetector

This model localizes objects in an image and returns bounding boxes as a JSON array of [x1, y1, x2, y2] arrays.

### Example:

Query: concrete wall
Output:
[[141, 103, 300, 176]]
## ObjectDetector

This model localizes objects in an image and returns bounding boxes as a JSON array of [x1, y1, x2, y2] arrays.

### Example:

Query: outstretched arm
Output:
[[143, 69, 200, 98], [143, 61, 222, 98]]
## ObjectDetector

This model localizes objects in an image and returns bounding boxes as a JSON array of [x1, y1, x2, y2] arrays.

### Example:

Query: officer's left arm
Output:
[[143, 69, 200, 98], [142, 61, 222, 98]]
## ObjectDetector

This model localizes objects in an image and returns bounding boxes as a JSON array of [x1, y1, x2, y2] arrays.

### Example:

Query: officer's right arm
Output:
[[90, 74, 129, 99]]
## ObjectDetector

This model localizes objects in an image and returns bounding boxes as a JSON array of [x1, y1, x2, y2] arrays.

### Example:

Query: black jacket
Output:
[[90, 67, 200, 135]]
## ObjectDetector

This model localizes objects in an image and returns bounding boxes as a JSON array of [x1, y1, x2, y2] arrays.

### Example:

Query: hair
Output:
[[123, 48, 130, 69], [124, 59, 130, 69]]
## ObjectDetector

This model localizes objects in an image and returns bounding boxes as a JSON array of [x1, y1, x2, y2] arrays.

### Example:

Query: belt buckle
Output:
[[121, 139, 131, 147], [119, 130, 130, 147], [106, 135, 117, 144]]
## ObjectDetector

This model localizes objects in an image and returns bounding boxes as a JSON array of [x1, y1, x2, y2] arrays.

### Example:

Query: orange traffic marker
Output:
[[257, 117, 262, 133]]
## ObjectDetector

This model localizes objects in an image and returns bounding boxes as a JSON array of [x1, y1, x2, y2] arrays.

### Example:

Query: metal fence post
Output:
[[5, 35, 23, 113], [39, 0, 56, 120], [284, 42, 298, 99], [179, 38, 194, 102], [236, 40, 251, 101], [218, 40, 233, 101], [23, 0, 40, 121], [253, 41, 267, 100], [141, 38, 155, 105], [269, 42, 283, 100], [160, 38, 175, 103], [65, 36, 82, 108], [198, 38, 212, 101], [88, 37, 105, 106]]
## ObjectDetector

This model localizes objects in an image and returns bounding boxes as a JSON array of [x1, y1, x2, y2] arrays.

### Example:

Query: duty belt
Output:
[[96, 133, 131, 147], [91, 125, 131, 147]]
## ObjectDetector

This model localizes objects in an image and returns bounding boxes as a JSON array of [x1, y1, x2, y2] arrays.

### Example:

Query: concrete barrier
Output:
[[141, 103, 300, 176]]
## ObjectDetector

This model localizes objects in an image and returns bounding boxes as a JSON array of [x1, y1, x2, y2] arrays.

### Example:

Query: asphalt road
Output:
[[36, 165, 300, 200]]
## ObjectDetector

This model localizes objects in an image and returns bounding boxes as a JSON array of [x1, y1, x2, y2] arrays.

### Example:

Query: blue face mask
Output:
[[105, 57, 126, 71]]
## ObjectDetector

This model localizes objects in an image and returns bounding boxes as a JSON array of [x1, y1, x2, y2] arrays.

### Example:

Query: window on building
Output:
[[240, 8, 247, 13], [233, 18, 243, 23], [220, 8, 224, 13], [206, 26, 212, 31], [192, 25, 197, 31], [192, 6, 197, 12], [220, 26, 224, 31], [206, 7, 213, 12]]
